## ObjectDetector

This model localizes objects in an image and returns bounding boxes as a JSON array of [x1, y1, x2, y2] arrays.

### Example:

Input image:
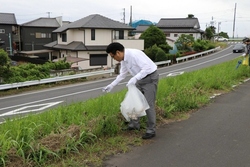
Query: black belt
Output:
[[142, 70, 157, 79]]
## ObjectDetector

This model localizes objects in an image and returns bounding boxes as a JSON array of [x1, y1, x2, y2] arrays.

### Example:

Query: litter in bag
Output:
[[242, 55, 249, 66], [120, 84, 149, 121]]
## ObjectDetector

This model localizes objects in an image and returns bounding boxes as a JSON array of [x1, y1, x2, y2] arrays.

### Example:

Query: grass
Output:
[[0, 55, 250, 167]]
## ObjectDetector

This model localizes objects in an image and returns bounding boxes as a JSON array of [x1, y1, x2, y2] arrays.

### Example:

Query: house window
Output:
[[35, 33, 51, 38], [119, 30, 124, 39], [165, 33, 170, 37], [91, 29, 95, 40], [174, 34, 178, 37], [0, 29, 5, 33], [90, 54, 107, 66], [114, 30, 124, 39], [62, 33, 67, 42], [12, 26, 18, 35], [35, 33, 41, 38]]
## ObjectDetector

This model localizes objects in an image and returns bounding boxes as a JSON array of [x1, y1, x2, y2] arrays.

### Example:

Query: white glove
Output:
[[126, 77, 137, 87], [102, 84, 114, 93], [242, 53, 246, 57]]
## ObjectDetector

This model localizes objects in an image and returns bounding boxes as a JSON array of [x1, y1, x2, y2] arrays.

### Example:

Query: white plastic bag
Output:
[[120, 84, 149, 121]]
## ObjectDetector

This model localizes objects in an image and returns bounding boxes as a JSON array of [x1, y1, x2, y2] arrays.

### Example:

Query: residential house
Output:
[[133, 25, 151, 39], [45, 14, 144, 70], [20, 17, 64, 59], [0, 13, 19, 55], [156, 17, 204, 47], [133, 17, 204, 47]]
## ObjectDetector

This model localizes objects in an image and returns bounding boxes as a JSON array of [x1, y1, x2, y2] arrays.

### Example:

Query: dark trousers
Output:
[[128, 70, 159, 134]]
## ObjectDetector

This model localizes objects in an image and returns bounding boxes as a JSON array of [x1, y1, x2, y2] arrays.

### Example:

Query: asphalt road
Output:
[[0, 44, 242, 123], [0, 43, 248, 166], [104, 79, 250, 167], [0, 44, 241, 122]]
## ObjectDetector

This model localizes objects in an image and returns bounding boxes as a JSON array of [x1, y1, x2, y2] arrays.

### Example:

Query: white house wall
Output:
[[114, 39, 144, 50], [169, 32, 201, 41], [55, 28, 144, 70], [71, 29, 84, 42], [57, 34, 62, 44], [85, 29, 112, 45]]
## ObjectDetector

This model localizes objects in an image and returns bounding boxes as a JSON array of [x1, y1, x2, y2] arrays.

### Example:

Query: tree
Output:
[[204, 26, 216, 40], [0, 49, 11, 83], [139, 25, 167, 49], [155, 48, 167, 62], [144, 44, 159, 61], [144, 44, 168, 62], [219, 32, 229, 39], [0, 49, 10, 66], [175, 34, 195, 51]]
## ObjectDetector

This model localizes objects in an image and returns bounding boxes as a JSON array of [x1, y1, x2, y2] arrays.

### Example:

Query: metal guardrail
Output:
[[155, 60, 171, 66], [176, 46, 221, 63], [0, 60, 173, 91], [0, 69, 115, 91], [3, 53, 224, 91]]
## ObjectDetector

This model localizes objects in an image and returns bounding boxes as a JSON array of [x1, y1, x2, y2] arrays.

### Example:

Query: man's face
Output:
[[110, 50, 123, 62]]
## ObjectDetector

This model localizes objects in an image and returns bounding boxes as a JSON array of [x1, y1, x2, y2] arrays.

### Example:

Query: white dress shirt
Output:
[[111, 48, 157, 86]]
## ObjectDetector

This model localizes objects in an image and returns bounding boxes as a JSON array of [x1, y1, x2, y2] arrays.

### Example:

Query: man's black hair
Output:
[[106, 42, 124, 55], [243, 37, 250, 43]]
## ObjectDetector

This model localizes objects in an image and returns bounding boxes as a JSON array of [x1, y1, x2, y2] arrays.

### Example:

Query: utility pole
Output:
[[8, 33, 12, 56], [122, 8, 125, 24], [217, 22, 221, 35], [129, 6, 132, 26], [232, 3, 237, 39]]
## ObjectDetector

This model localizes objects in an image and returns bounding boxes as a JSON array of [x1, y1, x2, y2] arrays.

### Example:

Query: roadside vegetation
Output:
[[0, 55, 249, 167], [0, 25, 226, 86], [0, 49, 71, 84], [0, 24, 236, 166]]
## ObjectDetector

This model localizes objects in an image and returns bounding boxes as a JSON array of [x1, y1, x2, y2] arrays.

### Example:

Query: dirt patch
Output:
[[38, 125, 81, 153], [6, 148, 34, 167]]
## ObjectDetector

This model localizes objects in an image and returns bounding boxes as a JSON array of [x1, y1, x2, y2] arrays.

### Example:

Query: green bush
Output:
[[0, 49, 10, 66], [1, 59, 71, 84], [155, 48, 167, 62], [144, 44, 159, 61], [193, 39, 215, 52]]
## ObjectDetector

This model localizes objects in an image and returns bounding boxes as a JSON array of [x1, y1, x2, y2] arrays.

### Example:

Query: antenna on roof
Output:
[[47, 12, 51, 18]]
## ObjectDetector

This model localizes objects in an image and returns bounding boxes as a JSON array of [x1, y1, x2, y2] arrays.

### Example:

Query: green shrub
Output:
[[1, 60, 71, 84], [155, 48, 167, 62]]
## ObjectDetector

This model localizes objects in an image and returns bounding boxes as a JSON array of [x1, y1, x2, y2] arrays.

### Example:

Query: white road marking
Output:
[[167, 71, 184, 77], [0, 101, 63, 117], [0, 48, 234, 113], [160, 52, 233, 76]]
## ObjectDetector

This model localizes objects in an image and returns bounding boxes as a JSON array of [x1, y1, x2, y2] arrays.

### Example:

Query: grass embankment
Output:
[[1, 56, 249, 167]]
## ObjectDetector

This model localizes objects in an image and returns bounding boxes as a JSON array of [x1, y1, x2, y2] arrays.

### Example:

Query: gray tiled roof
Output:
[[157, 18, 200, 29], [44, 41, 107, 51], [0, 13, 17, 25], [133, 25, 150, 33], [53, 14, 134, 33], [161, 28, 204, 33], [21, 17, 61, 27], [58, 42, 86, 50]]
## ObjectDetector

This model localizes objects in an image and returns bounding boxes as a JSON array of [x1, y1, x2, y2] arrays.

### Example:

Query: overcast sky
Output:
[[1, 0, 250, 38]]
